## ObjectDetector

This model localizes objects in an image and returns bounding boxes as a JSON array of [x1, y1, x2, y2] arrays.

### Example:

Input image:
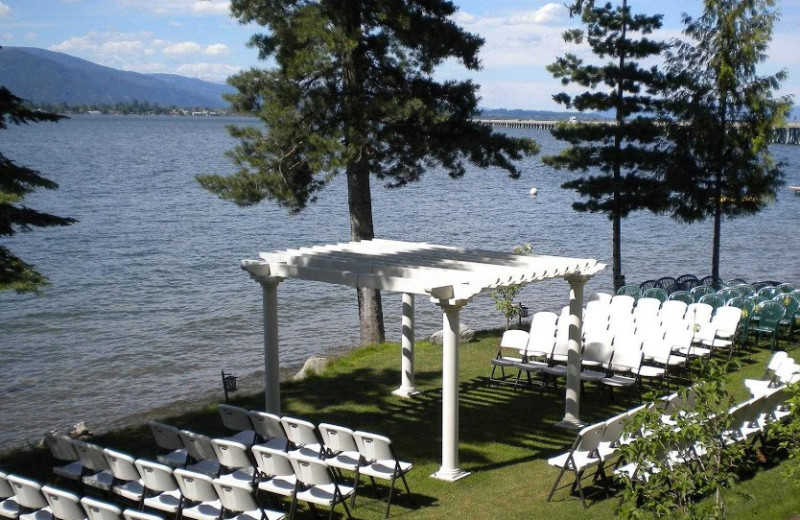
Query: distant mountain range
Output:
[[0, 47, 234, 109]]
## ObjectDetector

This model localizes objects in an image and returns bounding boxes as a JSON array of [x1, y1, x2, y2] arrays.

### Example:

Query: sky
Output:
[[0, 0, 798, 111]]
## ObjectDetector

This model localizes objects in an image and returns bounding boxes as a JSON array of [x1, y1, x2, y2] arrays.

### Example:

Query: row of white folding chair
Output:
[[744, 351, 800, 398], [0, 471, 162, 520], [546, 405, 645, 507]]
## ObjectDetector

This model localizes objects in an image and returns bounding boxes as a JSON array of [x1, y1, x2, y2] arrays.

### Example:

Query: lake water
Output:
[[1, 115, 798, 451]]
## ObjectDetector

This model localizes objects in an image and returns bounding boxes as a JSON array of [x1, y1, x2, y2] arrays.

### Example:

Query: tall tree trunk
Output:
[[342, 1, 385, 345], [612, 0, 628, 294]]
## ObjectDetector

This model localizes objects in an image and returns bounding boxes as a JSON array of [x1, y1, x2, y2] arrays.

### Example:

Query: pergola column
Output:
[[557, 274, 589, 429], [432, 302, 471, 481], [259, 277, 282, 415], [393, 293, 419, 397]]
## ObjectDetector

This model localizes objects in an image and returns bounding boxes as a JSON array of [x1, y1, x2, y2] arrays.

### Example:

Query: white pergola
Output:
[[241, 239, 605, 481]]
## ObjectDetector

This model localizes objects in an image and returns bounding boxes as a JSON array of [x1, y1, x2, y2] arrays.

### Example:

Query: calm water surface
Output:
[[1, 115, 798, 450]]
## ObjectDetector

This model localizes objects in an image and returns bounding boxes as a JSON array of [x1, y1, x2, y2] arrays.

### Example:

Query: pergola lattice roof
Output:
[[242, 239, 605, 304]]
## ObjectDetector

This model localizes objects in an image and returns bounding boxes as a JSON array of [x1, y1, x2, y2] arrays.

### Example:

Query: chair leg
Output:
[[384, 474, 397, 519], [546, 466, 567, 502]]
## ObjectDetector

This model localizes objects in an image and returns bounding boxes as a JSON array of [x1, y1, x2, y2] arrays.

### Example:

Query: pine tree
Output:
[[0, 85, 75, 293], [660, 0, 790, 283], [197, 0, 537, 345], [543, 0, 669, 292]]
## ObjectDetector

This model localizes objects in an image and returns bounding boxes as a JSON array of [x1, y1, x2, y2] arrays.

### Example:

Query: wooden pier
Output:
[[476, 119, 800, 144]]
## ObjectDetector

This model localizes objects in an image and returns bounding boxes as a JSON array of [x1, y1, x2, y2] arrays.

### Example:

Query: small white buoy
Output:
[[529, 187, 538, 197]]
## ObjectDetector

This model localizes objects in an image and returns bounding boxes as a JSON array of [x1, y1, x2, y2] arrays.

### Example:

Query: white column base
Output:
[[431, 468, 471, 482], [392, 387, 420, 397], [555, 418, 585, 430]]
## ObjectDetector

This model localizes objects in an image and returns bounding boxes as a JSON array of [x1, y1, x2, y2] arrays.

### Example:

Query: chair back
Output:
[[717, 287, 742, 303], [0, 471, 13, 499], [668, 290, 694, 305], [247, 411, 286, 442], [217, 404, 253, 433], [777, 283, 797, 294], [172, 469, 217, 503], [676, 274, 700, 289], [73, 441, 109, 472], [45, 433, 80, 462], [498, 329, 529, 352], [528, 311, 559, 355], [686, 303, 713, 327], [656, 277, 678, 290], [251, 446, 294, 478], [758, 286, 781, 300], [690, 285, 714, 302], [711, 306, 742, 336], [103, 449, 140, 482], [609, 334, 643, 372], [573, 422, 605, 455], [280, 417, 320, 448], [698, 293, 725, 310], [179, 431, 217, 462], [353, 431, 394, 462], [658, 300, 687, 324], [610, 295, 635, 315], [134, 460, 178, 493], [288, 455, 334, 487], [210, 439, 252, 470], [318, 423, 358, 454], [756, 300, 786, 327], [212, 479, 258, 514], [148, 422, 184, 451], [7, 475, 48, 510], [775, 294, 799, 316], [641, 287, 667, 303], [80, 497, 122, 520], [633, 297, 661, 322], [616, 284, 641, 299], [581, 331, 613, 367], [41, 485, 85, 520]]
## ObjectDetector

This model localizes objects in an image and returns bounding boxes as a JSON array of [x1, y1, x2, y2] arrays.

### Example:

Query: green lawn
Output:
[[2, 329, 799, 520]]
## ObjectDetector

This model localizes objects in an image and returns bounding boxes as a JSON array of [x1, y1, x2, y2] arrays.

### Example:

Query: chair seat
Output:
[[579, 369, 607, 383], [142, 490, 181, 514], [602, 374, 637, 388], [253, 438, 290, 452], [82, 471, 114, 492], [0, 497, 19, 520], [295, 483, 354, 507], [217, 469, 255, 486], [19, 509, 52, 520], [52, 461, 84, 482], [180, 501, 222, 520], [325, 451, 361, 472], [257, 476, 296, 497], [547, 451, 600, 472], [225, 509, 284, 520], [185, 460, 220, 478], [543, 365, 568, 377], [638, 365, 665, 378], [156, 450, 188, 468], [359, 460, 412, 481], [490, 357, 522, 367], [514, 360, 548, 372], [225, 431, 257, 448], [113, 480, 144, 502]]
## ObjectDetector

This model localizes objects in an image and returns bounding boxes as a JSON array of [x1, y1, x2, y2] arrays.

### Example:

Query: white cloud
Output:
[[163, 41, 203, 56], [191, 0, 230, 15], [174, 62, 240, 82], [204, 43, 228, 56], [508, 4, 566, 26], [116, 0, 230, 16], [0, 2, 10, 18]]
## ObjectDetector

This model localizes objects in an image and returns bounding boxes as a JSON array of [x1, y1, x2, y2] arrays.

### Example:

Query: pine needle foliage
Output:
[[0, 84, 74, 294], [543, 1, 669, 292], [659, 0, 791, 283]]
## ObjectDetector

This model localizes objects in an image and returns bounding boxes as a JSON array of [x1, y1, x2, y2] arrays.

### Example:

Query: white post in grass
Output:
[[260, 278, 282, 415], [394, 292, 419, 397], [432, 301, 471, 481], [558, 274, 589, 429]]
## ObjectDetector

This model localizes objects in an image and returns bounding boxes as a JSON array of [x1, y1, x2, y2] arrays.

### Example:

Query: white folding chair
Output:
[[178, 431, 220, 478], [0, 471, 20, 520], [103, 449, 143, 504], [546, 421, 608, 507], [80, 498, 121, 520], [317, 424, 362, 479], [251, 446, 297, 505], [133, 460, 181, 517], [217, 404, 257, 447], [147, 422, 187, 469], [247, 412, 289, 451], [288, 454, 353, 520], [351, 431, 412, 519], [7, 475, 49, 520], [488, 329, 529, 386], [579, 330, 613, 383], [212, 478, 285, 520], [601, 333, 644, 400], [44, 434, 84, 485], [172, 470, 222, 520], [72, 442, 113, 495], [280, 417, 323, 459], [40, 486, 85, 520], [210, 439, 255, 485]]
